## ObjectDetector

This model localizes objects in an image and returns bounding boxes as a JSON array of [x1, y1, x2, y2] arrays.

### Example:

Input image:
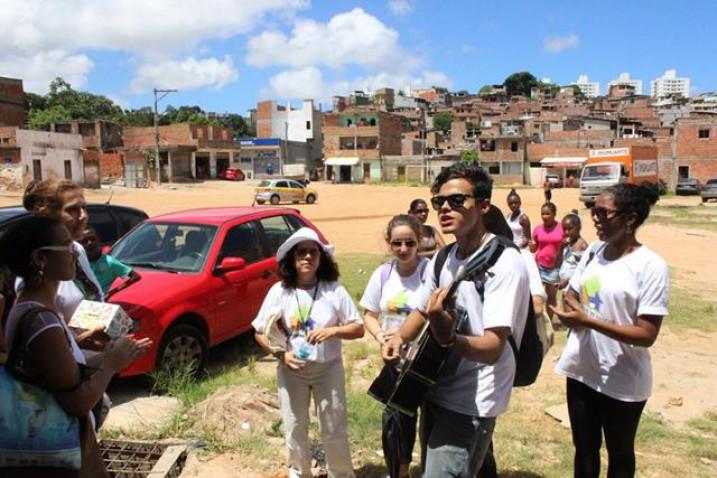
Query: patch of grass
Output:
[[335, 253, 386, 302], [648, 205, 717, 232], [668, 285, 717, 332]]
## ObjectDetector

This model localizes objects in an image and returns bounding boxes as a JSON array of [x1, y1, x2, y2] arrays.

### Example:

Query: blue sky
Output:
[[2, 0, 715, 115]]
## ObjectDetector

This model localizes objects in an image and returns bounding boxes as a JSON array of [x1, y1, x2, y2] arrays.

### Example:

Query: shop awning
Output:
[[325, 157, 360, 166], [540, 157, 587, 168]]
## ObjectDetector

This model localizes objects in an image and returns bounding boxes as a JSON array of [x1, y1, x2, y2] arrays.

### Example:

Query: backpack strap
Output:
[[433, 243, 456, 286], [5, 305, 86, 393]]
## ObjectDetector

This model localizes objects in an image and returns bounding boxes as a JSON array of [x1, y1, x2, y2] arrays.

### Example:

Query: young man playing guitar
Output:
[[382, 162, 530, 477]]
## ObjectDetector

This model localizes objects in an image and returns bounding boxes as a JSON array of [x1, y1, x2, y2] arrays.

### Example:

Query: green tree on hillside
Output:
[[503, 72, 538, 97], [478, 85, 493, 95], [433, 111, 452, 132], [461, 150, 479, 162]]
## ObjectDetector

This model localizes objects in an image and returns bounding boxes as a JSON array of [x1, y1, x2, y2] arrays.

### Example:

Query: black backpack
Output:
[[433, 235, 543, 387]]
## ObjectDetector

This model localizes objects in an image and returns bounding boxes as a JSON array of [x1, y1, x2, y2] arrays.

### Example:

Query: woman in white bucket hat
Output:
[[252, 227, 364, 478]]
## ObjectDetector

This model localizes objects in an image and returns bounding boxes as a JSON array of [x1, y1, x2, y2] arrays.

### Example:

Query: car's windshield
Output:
[[581, 164, 619, 181], [111, 222, 217, 273], [257, 180, 271, 187], [706, 179, 717, 187]]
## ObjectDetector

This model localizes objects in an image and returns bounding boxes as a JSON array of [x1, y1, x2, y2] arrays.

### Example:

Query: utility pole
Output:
[[153, 88, 178, 186]]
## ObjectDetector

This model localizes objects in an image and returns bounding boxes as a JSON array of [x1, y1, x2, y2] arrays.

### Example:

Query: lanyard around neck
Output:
[[295, 284, 319, 324]]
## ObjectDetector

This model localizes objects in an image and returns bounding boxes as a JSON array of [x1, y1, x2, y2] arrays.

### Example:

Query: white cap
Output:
[[276, 227, 334, 262]]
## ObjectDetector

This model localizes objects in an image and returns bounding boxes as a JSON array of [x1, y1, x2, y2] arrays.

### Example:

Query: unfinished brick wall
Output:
[[123, 124, 192, 149], [0, 77, 25, 127]]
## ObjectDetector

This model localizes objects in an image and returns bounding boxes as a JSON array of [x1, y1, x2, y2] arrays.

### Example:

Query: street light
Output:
[[153, 88, 178, 186]]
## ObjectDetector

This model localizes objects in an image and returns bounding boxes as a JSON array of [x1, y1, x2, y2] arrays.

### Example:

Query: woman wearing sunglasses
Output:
[[553, 184, 668, 478], [252, 227, 364, 478], [408, 199, 446, 258], [360, 214, 429, 478], [0, 216, 150, 477], [22, 180, 103, 323]]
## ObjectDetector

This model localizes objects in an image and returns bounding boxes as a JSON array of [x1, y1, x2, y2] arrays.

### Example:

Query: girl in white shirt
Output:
[[553, 184, 669, 478], [505, 189, 531, 249], [360, 214, 428, 478], [252, 228, 364, 478]]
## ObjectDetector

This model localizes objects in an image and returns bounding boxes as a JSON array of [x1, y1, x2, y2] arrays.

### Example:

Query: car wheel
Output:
[[306, 194, 316, 204], [157, 324, 208, 374], [270, 195, 280, 205], [256, 199, 265, 205]]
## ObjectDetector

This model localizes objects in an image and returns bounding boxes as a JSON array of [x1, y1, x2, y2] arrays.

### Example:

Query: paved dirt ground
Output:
[[2, 180, 716, 476]]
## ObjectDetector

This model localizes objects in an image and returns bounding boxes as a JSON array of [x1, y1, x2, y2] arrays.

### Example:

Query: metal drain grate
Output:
[[99, 440, 187, 478]]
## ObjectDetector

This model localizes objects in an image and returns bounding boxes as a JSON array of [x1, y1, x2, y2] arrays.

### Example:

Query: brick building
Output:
[[51, 120, 124, 186], [322, 110, 404, 182], [674, 117, 717, 183], [122, 124, 239, 183], [0, 77, 25, 127]]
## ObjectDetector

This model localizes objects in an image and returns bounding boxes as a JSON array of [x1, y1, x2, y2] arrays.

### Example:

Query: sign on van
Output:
[[633, 160, 658, 177], [589, 147, 630, 158]]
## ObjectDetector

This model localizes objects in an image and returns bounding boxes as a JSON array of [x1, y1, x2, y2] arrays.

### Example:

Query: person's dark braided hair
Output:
[[605, 183, 659, 228]]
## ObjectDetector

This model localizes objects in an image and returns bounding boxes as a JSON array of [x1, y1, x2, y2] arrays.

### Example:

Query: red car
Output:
[[219, 167, 245, 181], [108, 207, 327, 376]]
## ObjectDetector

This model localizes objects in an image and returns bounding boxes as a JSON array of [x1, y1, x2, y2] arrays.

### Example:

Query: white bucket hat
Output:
[[276, 227, 334, 262]]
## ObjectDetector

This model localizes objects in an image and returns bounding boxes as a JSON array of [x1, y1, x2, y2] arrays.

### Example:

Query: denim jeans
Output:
[[420, 401, 496, 477]]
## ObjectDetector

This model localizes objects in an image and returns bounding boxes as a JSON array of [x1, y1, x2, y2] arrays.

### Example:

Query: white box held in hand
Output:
[[69, 300, 133, 339]]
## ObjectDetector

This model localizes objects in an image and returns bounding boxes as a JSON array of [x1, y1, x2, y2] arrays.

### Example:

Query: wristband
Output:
[[439, 333, 457, 348]]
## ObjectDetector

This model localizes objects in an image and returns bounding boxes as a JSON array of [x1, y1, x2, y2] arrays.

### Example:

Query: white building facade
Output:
[[608, 72, 643, 95], [650, 69, 690, 98], [0, 128, 84, 189], [575, 74, 600, 98]]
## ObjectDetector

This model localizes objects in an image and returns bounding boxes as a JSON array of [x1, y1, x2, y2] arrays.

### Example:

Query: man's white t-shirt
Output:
[[359, 258, 429, 331], [252, 281, 362, 363], [410, 237, 530, 417], [555, 243, 669, 402], [521, 248, 547, 301]]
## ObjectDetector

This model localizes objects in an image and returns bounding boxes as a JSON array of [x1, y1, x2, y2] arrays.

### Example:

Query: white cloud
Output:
[[1, 0, 309, 56], [246, 8, 419, 73], [0, 0, 307, 94], [264, 67, 452, 102], [131, 56, 239, 93], [388, 0, 412, 15], [0, 50, 93, 93], [543, 34, 580, 53]]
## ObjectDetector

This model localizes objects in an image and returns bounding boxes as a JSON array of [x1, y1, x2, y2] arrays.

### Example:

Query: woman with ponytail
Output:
[[505, 189, 531, 249], [553, 184, 668, 478]]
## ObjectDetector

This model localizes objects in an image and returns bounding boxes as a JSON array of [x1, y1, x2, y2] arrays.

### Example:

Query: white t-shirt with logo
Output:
[[410, 238, 530, 417], [252, 281, 362, 363], [359, 258, 429, 332], [555, 244, 669, 402]]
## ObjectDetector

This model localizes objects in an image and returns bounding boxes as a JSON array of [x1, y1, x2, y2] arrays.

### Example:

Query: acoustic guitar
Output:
[[368, 235, 509, 416]]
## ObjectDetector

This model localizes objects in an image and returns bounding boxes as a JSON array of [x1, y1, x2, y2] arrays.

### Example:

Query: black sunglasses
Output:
[[430, 193, 477, 211], [390, 239, 417, 248], [590, 206, 621, 220]]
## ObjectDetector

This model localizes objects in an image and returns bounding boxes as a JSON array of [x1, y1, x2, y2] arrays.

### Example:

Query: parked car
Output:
[[254, 178, 318, 205], [107, 206, 327, 376], [0, 204, 148, 246], [676, 177, 703, 195], [544, 173, 563, 188], [219, 167, 245, 181], [700, 178, 717, 202]]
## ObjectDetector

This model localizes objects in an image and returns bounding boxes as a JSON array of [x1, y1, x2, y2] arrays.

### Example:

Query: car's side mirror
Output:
[[215, 257, 246, 274]]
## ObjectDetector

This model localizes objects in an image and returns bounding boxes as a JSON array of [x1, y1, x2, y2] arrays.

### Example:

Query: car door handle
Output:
[[260, 270, 273, 279]]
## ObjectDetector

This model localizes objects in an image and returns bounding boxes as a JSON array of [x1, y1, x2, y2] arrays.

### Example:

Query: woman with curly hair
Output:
[[252, 227, 364, 478]]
